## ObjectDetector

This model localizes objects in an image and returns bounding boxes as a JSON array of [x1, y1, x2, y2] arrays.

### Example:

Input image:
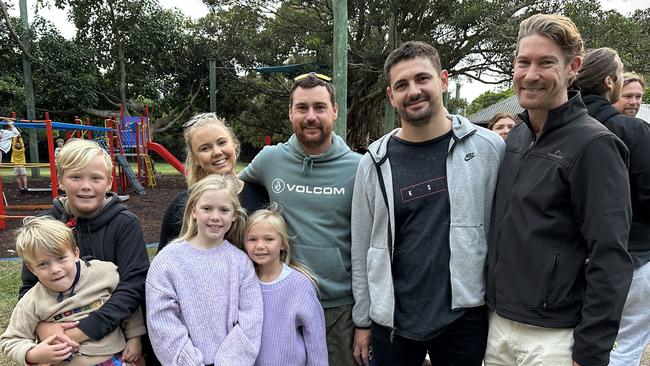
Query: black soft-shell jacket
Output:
[[485, 92, 634, 366], [20, 193, 150, 341], [583, 94, 650, 267]]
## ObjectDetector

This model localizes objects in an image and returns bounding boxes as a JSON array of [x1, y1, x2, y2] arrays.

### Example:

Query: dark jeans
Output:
[[371, 306, 488, 366]]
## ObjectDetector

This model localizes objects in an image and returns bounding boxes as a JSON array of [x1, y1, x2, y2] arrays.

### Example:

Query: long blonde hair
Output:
[[183, 113, 240, 187], [178, 175, 247, 247], [245, 203, 319, 292]]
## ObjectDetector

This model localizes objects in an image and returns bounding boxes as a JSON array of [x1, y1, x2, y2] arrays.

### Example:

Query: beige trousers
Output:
[[484, 311, 574, 366]]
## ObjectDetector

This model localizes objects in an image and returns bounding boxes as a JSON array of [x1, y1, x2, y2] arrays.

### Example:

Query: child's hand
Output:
[[35, 321, 80, 351], [25, 334, 73, 365], [122, 336, 142, 363]]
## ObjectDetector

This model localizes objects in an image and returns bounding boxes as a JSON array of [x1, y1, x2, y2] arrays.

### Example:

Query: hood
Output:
[[367, 114, 477, 164], [51, 192, 127, 230], [582, 94, 620, 122], [285, 132, 353, 175]]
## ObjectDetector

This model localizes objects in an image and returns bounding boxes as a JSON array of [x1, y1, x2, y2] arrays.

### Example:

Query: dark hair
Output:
[[384, 41, 442, 83], [488, 112, 516, 130], [574, 48, 620, 96], [289, 75, 336, 107]]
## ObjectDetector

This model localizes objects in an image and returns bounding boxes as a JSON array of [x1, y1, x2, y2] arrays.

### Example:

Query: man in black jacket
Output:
[[574, 47, 650, 366], [484, 14, 633, 366]]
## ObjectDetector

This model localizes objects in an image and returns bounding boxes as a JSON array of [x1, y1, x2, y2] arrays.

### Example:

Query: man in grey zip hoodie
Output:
[[351, 41, 504, 366], [239, 73, 362, 365]]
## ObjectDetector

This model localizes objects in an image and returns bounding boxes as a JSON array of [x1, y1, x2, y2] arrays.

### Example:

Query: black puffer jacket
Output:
[[20, 192, 149, 341], [486, 92, 633, 366], [583, 94, 650, 267]]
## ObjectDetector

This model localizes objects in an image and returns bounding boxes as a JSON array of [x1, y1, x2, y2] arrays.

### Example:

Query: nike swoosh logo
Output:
[[464, 153, 476, 161]]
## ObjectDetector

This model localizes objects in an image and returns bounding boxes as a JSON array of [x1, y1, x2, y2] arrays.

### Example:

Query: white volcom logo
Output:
[[272, 178, 286, 193], [271, 177, 345, 195]]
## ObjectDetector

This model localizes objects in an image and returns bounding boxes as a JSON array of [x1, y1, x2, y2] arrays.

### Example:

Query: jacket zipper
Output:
[[543, 254, 559, 308]]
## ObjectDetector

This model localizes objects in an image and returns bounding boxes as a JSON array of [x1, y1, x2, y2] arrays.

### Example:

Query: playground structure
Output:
[[0, 107, 184, 229]]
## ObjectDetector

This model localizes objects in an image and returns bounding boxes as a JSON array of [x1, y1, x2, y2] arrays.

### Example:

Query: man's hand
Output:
[[353, 328, 371, 366], [65, 326, 90, 344], [25, 334, 73, 365], [122, 336, 142, 363], [35, 321, 81, 351]]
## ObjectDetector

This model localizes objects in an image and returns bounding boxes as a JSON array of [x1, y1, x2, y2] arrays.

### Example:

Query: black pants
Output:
[[371, 306, 488, 366]]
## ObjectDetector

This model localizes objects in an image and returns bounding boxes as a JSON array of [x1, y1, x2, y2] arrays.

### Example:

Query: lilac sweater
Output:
[[256, 269, 328, 366], [146, 240, 263, 365]]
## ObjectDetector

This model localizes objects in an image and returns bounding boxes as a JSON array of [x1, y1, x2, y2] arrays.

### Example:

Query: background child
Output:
[[54, 138, 65, 158], [17, 139, 153, 363], [0, 216, 145, 366], [244, 204, 327, 366], [146, 174, 262, 365], [0, 121, 20, 163], [11, 135, 28, 193]]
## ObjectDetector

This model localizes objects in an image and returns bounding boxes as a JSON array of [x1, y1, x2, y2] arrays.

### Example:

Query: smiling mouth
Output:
[[212, 158, 227, 166]]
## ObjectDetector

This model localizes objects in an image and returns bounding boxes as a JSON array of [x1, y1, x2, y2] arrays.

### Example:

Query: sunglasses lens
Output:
[[183, 113, 217, 128], [293, 72, 332, 82]]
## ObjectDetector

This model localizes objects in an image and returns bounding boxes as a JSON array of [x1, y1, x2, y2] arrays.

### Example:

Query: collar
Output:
[[57, 260, 81, 302], [518, 90, 588, 136]]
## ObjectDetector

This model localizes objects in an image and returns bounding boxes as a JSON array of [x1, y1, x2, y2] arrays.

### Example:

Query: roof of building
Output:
[[467, 95, 650, 125]]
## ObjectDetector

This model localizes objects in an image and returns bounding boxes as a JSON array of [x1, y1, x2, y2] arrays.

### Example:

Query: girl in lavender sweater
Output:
[[244, 204, 328, 366], [146, 175, 263, 365]]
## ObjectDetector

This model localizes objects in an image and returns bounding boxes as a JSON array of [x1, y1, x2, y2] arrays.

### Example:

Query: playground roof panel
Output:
[[0, 121, 112, 132]]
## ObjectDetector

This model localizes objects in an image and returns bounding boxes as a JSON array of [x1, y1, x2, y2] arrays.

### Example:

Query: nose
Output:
[[406, 82, 422, 100], [211, 144, 223, 157], [306, 107, 317, 121]]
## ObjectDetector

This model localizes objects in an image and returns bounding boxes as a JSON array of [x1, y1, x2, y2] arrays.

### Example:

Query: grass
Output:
[[0, 248, 158, 366]]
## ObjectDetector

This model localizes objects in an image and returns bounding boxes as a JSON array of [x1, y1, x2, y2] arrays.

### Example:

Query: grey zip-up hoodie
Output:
[[351, 115, 505, 328]]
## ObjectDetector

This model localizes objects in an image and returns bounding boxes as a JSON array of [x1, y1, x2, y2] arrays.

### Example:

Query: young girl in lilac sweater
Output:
[[146, 175, 263, 365], [245, 204, 328, 366]]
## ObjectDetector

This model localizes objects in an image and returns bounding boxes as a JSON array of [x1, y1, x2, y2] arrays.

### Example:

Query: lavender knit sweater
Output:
[[256, 269, 328, 366], [146, 240, 263, 366]]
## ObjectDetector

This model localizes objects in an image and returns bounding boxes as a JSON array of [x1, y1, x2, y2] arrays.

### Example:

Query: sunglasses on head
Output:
[[182, 112, 218, 129], [293, 72, 332, 83]]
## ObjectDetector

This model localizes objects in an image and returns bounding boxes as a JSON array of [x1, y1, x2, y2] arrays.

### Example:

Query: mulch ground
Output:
[[0, 175, 186, 258]]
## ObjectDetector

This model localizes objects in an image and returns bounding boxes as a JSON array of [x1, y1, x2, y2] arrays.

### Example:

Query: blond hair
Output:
[[623, 72, 646, 89], [245, 203, 319, 292], [15, 216, 76, 266], [178, 174, 246, 247], [56, 139, 112, 178], [183, 114, 240, 187], [518, 14, 584, 84]]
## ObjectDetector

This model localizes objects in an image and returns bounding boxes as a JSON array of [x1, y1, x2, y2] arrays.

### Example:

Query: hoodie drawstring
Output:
[[301, 156, 314, 175]]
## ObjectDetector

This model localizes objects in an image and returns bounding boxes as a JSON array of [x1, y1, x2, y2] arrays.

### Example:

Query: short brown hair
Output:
[[623, 72, 646, 89], [517, 14, 584, 66], [384, 41, 442, 83], [289, 74, 337, 108], [575, 48, 621, 96], [16, 216, 76, 266]]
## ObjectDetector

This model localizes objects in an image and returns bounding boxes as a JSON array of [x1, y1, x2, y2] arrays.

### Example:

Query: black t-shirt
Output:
[[388, 131, 463, 340]]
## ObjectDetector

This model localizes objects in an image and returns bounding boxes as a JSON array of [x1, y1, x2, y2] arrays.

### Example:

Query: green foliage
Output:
[[467, 89, 514, 115], [447, 97, 468, 115]]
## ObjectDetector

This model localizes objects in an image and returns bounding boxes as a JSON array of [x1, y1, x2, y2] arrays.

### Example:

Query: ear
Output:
[[57, 175, 66, 192], [439, 70, 449, 92], [25, 263, 36, 274], [73, 247, 80, 261], [288, 105, 294, 123], [332, 102, 339, 121], [567, 55, 583, 81], [105, 175, 113, 193], [387, 86, 397, 108], [603, 75, 614, 92]]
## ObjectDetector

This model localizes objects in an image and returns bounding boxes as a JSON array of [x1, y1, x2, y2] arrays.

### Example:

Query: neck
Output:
[[397, 114, 451, 142], [527, 110, 549, 135], [188, 235, 225, 250], [257, 261, 283, 282], [301, 134, 333, 156]]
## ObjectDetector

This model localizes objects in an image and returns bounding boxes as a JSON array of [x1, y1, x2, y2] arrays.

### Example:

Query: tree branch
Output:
[[0, 0, 32, 60]]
